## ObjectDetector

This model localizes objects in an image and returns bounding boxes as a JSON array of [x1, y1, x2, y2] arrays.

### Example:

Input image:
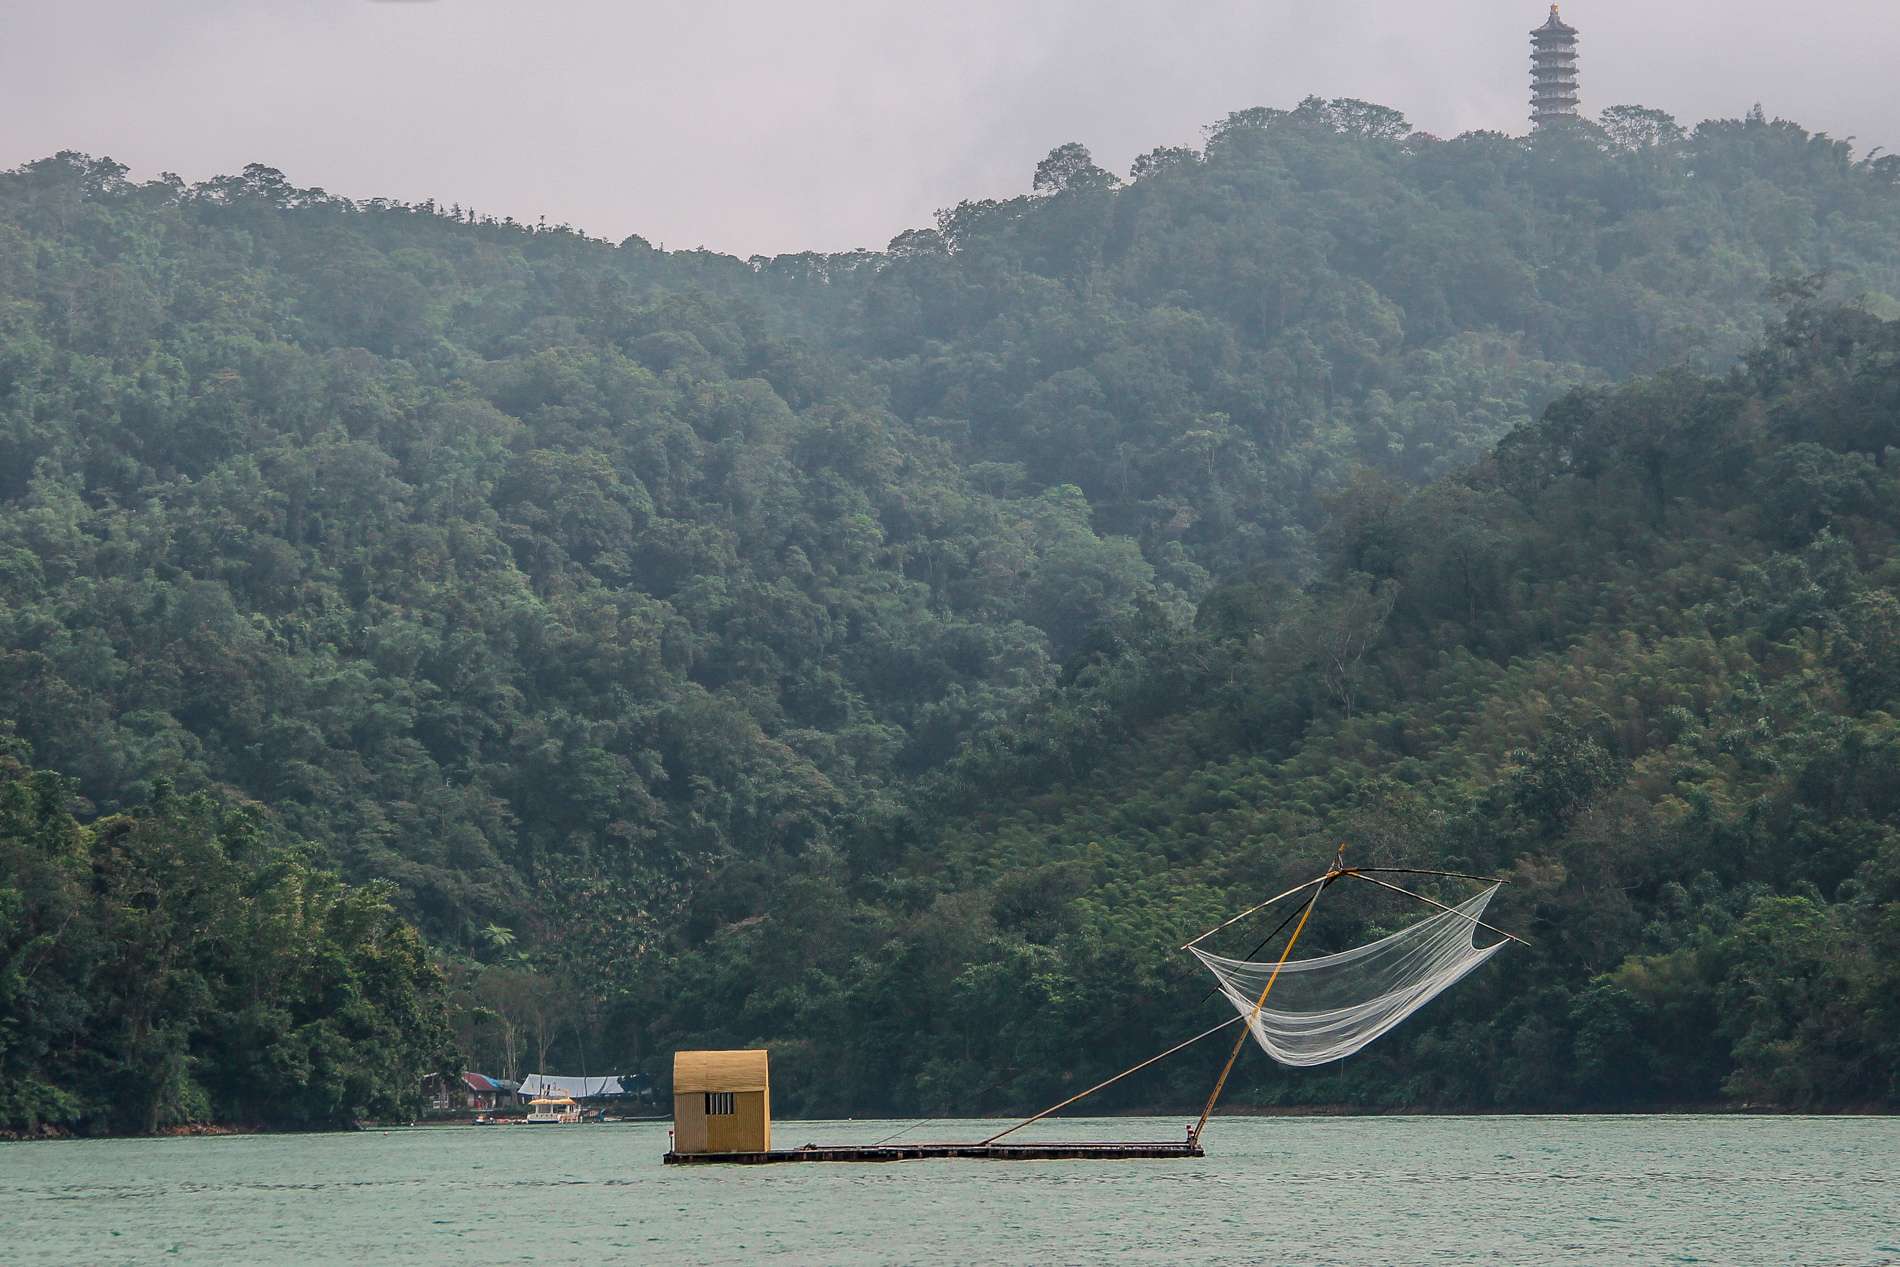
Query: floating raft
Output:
[[663, 1140, 1203, 1165]]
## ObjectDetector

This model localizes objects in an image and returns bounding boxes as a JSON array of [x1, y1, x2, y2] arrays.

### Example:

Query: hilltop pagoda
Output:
[[1530, 5, 1580, 130]]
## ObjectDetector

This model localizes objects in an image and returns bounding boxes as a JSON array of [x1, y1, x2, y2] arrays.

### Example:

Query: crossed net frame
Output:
[[981, 859, 1524, 1146], [1190, 881, 1508, 1068]]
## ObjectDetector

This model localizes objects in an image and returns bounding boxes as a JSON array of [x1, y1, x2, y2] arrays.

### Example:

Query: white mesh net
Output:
[[1189, 883, 1507, 1067]]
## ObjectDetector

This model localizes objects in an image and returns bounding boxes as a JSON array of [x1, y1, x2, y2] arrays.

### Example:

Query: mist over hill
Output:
[[3, 100, 1898, 1131]]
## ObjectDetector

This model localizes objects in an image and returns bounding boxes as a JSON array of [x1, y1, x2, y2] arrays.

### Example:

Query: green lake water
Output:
[[2, 1115, 1895, 1265]]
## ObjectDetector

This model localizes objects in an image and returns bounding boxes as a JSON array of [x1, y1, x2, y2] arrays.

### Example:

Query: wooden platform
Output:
[[664, 1140, 1203, 1164]]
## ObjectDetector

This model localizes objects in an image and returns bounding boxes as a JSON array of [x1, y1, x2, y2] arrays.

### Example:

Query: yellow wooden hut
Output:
[[672, 1049, 770, 1154]]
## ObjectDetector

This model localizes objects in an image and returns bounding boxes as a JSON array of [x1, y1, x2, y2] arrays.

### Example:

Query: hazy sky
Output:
[[4, 1, 1896, 257]]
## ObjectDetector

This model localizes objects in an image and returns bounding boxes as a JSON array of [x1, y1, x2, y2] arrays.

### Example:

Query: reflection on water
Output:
[[3, 1115, 1895, 1265]]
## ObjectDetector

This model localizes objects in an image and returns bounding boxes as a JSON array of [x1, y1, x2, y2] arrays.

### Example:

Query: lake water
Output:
[[3, 1115, 1895, 1265]]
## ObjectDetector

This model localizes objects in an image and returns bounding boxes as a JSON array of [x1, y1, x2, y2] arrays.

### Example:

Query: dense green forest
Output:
[[666, 298, 1900, 1115], [2, 100, 1898, 1131], [0, 752, 451, 1133]]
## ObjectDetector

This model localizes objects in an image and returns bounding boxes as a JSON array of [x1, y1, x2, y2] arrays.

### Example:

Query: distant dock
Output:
[[663, 1140, 1203, 1164]]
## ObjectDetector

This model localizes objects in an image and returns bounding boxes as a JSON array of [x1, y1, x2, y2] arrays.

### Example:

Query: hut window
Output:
[[704, 1091, 735, 1115]]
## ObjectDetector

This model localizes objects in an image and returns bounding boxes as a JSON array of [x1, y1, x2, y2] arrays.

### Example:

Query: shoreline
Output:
[[0, 1119, 367, 1143], [7, 1103, 1892, 1142]]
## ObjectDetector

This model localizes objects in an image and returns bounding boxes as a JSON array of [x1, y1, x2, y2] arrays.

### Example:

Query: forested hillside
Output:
[[3, 100, 1898, 1130], [653, 300, 1900, 1115]]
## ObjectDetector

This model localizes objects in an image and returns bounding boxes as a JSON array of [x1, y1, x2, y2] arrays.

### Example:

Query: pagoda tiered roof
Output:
[[1529, 4, 1580, 129], [1532, 5, 1578, 37]]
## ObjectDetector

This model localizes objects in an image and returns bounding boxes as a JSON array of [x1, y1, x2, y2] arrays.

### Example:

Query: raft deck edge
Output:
[[663, 1141, 1204, 1164]]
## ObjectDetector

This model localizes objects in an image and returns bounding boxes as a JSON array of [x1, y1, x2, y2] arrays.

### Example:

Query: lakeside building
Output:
[[423, 1072, 522, 1112]]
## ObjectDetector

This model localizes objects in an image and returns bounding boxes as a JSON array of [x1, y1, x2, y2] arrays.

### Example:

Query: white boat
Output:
[[524, 1094, 581, 1124]]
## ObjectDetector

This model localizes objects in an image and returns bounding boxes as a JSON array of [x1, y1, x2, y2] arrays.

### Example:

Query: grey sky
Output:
[[4, 1, 1895, 257]]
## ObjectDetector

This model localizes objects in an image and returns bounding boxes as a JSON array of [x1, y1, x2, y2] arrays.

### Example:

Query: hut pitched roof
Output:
[[673, 1049, 769, 1093]]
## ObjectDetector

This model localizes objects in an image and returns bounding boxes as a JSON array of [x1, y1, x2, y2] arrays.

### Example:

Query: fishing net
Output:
[[1189, 883, 1506, 1067]]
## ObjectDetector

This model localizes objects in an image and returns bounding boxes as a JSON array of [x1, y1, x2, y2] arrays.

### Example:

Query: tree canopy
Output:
[[2, 100, 1898, 1128]]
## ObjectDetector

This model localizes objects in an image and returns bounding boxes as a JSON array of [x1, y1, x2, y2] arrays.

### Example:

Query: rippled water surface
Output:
[[3, 1115, 1896, 1264]]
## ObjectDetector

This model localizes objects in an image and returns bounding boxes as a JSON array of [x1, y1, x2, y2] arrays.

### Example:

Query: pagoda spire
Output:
[[1530, 4, 1580, 131]]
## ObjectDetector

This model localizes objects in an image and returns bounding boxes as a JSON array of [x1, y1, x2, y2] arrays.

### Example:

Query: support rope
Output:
[[976, 1014, 1245, 1146], [870, 1116, 937, 1146]]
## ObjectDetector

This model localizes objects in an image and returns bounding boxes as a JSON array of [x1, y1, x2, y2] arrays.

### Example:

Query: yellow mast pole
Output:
[[1190, 845, 1345, 1144]]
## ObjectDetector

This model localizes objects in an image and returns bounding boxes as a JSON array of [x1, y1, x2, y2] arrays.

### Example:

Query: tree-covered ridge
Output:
[[0, 100, 1897, 1121], [0, 751, 452, 1135], [648, 300, 1900, 1115]]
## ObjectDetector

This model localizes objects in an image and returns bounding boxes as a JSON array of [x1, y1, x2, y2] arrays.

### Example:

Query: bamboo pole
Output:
[[1189, 876, 1327, 1144], [1178, 873, 1329, 950], [1350, 866, 1511, 886], [1339, 871, 1530, 947], [1194, 892, 1312, 1006], [975, 1014, 1246, 1146]]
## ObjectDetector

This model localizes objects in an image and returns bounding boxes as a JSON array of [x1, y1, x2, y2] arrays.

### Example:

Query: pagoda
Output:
[[1530, 4, 1580, 130]]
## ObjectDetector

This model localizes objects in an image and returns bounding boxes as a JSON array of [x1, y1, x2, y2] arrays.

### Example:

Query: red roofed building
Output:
[[424, 1072, 522, 1112]]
